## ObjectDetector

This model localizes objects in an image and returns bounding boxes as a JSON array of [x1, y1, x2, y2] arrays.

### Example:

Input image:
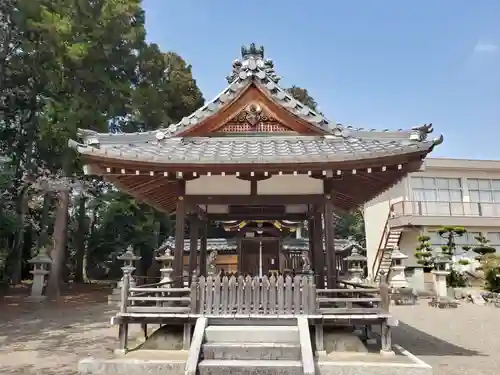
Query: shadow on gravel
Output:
[[393, 322, 484, 357]]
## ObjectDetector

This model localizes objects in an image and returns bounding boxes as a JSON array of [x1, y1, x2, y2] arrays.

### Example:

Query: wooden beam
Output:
[[188, 215, 199, 283], [323, 198, 336, 288], [174, 180, 186, 287], [185, 194, 326, 206], [207, 213, 310, 221], [313, 209, 324, 289], [250, 180, 257, 195], [308, 219, 315, 280], [199, 219, 208, 277]]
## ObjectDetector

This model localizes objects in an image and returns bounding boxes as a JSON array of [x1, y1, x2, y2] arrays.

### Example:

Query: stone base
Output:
[[79, 357, 185, 375], [79, 344, 433, 375]]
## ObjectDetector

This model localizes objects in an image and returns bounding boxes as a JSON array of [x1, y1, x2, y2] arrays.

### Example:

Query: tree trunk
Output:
[[73, 195, 87, 283], [9, 186, 29, 285], [46, 190, 70, 298], [37, 192, 52, 249], [82, 204, 98, 284]]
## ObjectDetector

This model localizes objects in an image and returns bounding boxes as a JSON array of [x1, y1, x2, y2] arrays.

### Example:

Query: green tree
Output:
[[414, 235, 434, 268], [285, 86, 319, 112], [437, 226, 470, 288], [334, 209, 365, 245], [472, 234, 500, 292]]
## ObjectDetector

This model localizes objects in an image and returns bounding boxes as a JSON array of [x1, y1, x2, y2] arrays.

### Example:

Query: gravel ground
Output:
[[0, 297, 497, 374], [391, 302, 500, 375]]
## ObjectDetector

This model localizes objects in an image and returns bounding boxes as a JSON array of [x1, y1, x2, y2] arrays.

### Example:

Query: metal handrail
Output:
[[371, 204, 393, 279], [390, 200, 500, 218]]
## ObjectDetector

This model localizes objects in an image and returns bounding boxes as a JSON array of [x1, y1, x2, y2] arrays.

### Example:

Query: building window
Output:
[[467, 179, 500, 216], [412, 177, 463, 215], [412, 177, 463, 201], [467, 179, 500, 202]]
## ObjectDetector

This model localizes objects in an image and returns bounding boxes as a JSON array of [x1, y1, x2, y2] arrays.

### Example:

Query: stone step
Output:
[[202, 342, 301, 360], [204, 325, 299, 344], [198, 359, 303, 375]]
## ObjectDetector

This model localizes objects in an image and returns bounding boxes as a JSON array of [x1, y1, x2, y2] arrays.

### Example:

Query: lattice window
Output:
[[219, 121, 292, 133]]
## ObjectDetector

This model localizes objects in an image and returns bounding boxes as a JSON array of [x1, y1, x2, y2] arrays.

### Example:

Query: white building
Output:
[[364, 157, 500, 291]]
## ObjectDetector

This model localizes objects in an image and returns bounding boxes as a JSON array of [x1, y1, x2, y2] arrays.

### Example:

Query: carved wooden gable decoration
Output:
[[217, 102, 294, 134], [178, 85, 323, 137]]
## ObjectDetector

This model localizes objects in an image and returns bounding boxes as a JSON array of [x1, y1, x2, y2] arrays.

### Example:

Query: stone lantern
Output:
[[155, 247, 174, 286], [346, 245, 367, 283], [117, 246, 141, 289], [432, 252, 451, 297], [389, 247, 409, 288], [27, 247, 52, 301]]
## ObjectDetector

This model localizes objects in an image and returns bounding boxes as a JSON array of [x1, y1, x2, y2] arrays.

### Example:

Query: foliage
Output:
[[437, 226, 469, 287], [334, 209, 365, 246], [483, 254, 500, 292], [414, 235, 434, 268], [472, 235, 500, 292], [285, 86, 320, 113], [0, 0, 205, 295], [472, 234, 496, 261]]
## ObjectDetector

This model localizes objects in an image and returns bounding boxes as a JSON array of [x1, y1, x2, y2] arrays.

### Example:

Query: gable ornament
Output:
[[244, 103, 262, 127]]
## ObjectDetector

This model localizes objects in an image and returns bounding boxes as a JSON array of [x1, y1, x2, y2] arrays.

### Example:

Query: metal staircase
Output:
[[372, 214, 403, 283]]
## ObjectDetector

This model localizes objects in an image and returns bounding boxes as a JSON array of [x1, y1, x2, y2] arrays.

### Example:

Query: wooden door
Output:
[[239, 239, 260, 276]]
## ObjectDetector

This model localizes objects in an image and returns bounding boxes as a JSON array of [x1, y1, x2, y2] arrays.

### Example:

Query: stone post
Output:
[[27, 247, 52, 301], [109, 246, 141, 305], [117, 246, 141, 289], [156, 247, 174, 286], [389, 247, 409, 288], [432, 253, 450, 298], [346, 245, 367, 284]]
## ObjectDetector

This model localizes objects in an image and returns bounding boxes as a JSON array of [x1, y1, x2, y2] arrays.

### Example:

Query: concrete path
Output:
[[391, 303, 499, 375]]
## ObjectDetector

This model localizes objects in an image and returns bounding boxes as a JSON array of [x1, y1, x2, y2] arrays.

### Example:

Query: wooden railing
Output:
[[391, 200, 500, 218], [120, 271, 194, 315], [317, 279, 388, 313], [192, 275, 317, 316], [119, 272, 387, 317]]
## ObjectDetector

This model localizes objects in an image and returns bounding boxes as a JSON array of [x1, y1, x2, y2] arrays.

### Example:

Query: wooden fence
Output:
[[191, 275, 316, 315]]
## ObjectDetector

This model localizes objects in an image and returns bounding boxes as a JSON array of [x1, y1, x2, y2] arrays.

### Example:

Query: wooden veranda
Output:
[[114, 271, 393, 354]]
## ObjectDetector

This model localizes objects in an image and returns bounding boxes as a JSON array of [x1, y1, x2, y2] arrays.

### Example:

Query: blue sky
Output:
[[142, 0, 499, 160]]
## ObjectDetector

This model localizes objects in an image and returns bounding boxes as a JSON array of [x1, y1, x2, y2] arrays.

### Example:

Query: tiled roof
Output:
[[159, 237, 357, 253], [69, 133, 440, 165], [69, 44, 443, 167]]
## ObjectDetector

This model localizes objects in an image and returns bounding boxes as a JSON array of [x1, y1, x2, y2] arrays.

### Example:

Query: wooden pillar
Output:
[[308, 219, 315, 274], [324, 199, 336, 288], [188, 215, 199, 283], [199, 219, 208, 276], [313, 210, 325, 289], [174, 181, 186, 287]]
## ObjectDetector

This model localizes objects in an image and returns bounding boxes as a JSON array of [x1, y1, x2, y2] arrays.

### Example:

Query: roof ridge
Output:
[[158, 44, 341, 138]]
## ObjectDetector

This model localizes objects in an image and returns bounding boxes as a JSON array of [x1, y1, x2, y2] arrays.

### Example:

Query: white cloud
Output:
[[473, 41, 498, 54]]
